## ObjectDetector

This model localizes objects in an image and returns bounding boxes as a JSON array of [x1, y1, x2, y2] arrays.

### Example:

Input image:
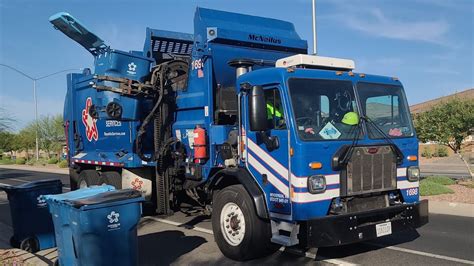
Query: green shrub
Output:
[[0, 159, 14, 165], [424, 176, 455, 185], [420, 180, 454, 196], [15, 158, 26, 165], [26, 160, 34, 166], [436, 146, 449, 157], [57, 160, 68, 168], [47, 158, 59, 164], [421, 147, 432, 158], [35, 158, 47, 166]]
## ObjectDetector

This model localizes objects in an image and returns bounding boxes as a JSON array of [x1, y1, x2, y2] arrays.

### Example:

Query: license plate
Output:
[[376, 222, 392, 237]]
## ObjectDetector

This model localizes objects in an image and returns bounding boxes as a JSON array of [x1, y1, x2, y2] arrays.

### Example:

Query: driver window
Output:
[[264, 88, 286, 129], [365, 95, 400, 122]]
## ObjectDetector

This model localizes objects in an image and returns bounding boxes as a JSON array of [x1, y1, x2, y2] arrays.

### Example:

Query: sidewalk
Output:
[[0, 164, 68, 175], [426, 200, 474, 218], [1, 165, 473, 217]]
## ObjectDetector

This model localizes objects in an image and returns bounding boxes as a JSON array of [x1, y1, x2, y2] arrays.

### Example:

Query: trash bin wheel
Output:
[[211, 184, 279, 261], [101, 171, 122, 189], [78, 170, 101, 188], [20, 237, 39, 253], [9, 236, 19, 248]]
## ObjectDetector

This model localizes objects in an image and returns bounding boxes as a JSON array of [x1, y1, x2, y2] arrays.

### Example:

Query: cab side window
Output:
[[264, 88, 286, 129]]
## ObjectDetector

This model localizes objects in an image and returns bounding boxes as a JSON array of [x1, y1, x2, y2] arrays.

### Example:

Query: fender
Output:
[[206, 167, 269, 219]]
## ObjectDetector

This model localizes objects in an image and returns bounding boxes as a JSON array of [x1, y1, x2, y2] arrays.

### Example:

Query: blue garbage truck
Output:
[[51, 7, 428, 260]]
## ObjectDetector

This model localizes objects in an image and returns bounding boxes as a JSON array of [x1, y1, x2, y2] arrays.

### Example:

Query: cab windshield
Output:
[[357, 82, 414, 138], [288, 78, 360, 141], [288, 78, 415, 141]]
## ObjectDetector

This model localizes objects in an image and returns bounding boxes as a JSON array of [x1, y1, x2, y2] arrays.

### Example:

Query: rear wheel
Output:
[[20, 237, 39, 253], [77, 170, 101, 188], [69, 168, 80, 190], [212, 184, 279, 261], [101, 171, 122, 189]]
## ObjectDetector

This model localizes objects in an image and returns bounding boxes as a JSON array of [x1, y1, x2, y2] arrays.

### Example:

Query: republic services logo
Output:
[[82, 97, 99, 142], [107, 211, 120, 223], [131, 178, 144, 190], [37, 196, 46, 207], [127, 62, 137, 75], [107, 210, 121, 230]]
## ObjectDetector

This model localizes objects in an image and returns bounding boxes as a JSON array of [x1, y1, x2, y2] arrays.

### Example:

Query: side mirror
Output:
[[249, 86, 268, 131]]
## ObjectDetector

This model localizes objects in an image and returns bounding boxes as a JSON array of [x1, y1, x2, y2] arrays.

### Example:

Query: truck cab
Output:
[[233, 59, 427, 249]]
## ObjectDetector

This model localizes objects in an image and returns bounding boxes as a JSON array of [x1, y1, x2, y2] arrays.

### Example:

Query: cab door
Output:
[[244, 86, 292, 216]]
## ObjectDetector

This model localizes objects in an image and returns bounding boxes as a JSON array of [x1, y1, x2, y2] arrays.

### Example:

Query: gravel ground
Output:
[[421, 184, 474, 204]]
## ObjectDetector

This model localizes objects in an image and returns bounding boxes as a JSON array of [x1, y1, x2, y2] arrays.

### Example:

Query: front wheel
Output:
[[211, 184, 279, 261]]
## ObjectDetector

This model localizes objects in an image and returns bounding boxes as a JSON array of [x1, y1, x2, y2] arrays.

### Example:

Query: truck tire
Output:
[[20, 237, 39, 253], [77, 170, 101, 188], [101, 171, 122, 189], [69, 168, 80, 191], [212, 184, 279, 261]]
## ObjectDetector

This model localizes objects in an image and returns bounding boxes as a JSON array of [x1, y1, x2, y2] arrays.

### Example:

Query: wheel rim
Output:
[[220, 202, 246, 246], [79, 179, 88, 188]]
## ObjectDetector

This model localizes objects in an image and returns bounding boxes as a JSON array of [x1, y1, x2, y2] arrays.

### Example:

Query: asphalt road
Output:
[[1, 168, 473, 265], [420, 161, 473, 179]]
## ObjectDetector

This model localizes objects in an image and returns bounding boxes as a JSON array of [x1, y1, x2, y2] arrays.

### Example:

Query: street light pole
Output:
[[312, 0, 317, 55], [33, 79, 39, 160], [0, 64, 81, 160]]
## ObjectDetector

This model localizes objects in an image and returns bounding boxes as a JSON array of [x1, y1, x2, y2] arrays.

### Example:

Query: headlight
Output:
[[407, 166, 420, 182], [308, 175, 326, 194]]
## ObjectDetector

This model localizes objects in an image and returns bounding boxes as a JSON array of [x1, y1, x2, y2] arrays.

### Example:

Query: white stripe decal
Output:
[[247, 138, 288, 180], [397, 167, 407, 177], [247, 138, 340, 188], [397, 180, 419, 189], [291, 174, 340, 188], [248, 153, 289, 197], [293, 189, 340, 203]]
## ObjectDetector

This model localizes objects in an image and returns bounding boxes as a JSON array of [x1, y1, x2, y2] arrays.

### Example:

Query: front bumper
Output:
[[301, 200, 429, 247]]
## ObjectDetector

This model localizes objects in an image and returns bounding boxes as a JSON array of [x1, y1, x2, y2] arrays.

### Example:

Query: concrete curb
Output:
[[427, 200, 474, 218], [0, 165, 68, 175]]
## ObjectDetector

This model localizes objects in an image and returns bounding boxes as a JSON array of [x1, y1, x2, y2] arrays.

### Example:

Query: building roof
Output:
[[410, 88, 474, 114]]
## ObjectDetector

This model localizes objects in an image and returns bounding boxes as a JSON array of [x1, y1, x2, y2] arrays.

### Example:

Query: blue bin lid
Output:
[[0, 179, 62, 192], [67, 189, 143, 209], [43, 185, 115, 203]]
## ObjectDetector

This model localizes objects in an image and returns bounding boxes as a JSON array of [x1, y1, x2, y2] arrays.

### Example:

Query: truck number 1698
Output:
[[407, 188, 418, 196]]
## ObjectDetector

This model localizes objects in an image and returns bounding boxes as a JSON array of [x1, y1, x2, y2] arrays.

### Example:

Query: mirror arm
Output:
[[258, 131, 279, 151]]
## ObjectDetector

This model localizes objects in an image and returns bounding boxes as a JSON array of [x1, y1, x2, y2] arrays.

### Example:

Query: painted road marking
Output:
[[149, 216, 357, 265], [366, 243, 474, 265]]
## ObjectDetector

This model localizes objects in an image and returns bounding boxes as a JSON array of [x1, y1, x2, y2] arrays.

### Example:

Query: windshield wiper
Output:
[[335, 121, 362, 168], [361, 115, 404, 164]]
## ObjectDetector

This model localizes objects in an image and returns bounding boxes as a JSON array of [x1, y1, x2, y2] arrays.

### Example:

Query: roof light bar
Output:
[[276, 54, 355, 71]]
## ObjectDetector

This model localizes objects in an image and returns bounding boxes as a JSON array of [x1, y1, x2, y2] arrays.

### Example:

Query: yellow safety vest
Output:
[[266, 103, 283, 119]]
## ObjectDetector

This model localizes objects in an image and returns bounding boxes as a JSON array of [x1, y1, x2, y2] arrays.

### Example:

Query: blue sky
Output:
[[0, 0, 472, 130]]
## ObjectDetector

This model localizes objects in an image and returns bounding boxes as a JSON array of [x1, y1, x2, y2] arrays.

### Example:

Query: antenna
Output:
[[312, 0, 317, 54]]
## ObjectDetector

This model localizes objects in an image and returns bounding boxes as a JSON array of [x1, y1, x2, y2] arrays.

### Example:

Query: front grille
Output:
[[346, 146, 397, 195]]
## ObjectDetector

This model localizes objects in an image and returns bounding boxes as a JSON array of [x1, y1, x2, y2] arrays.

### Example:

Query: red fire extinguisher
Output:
[[193, 125, 207, 163]]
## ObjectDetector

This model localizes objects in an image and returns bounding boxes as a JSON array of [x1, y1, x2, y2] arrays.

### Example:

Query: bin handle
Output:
[[72, 235, 78, 259]]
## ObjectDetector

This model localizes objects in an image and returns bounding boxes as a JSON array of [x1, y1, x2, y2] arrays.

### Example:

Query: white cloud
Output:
[[327, 5, 450, 46]]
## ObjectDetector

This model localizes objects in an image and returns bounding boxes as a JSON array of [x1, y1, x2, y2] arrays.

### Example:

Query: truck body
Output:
[[52, 8, 428, 260]]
